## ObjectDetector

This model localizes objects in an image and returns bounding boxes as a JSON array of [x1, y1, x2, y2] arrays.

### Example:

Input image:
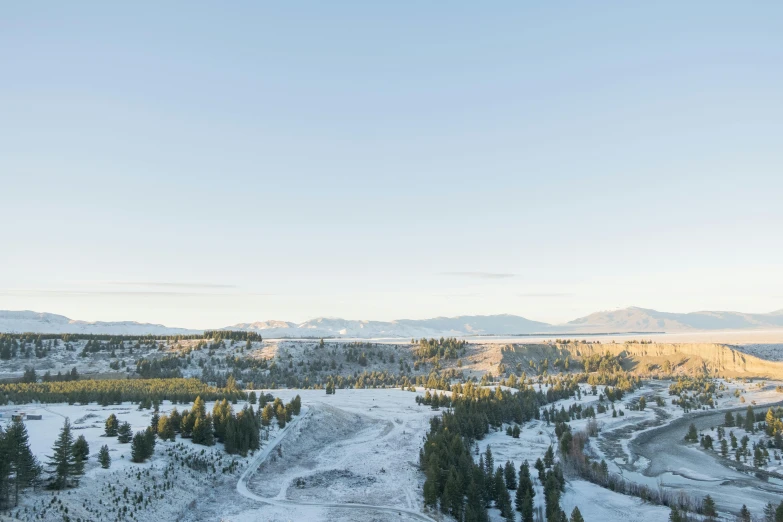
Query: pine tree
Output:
[[519, 490, 534, 522], [248, 391, 257, 404], [117, 421, 133, 443], [150, 411, 160, 432], [702, 494, 717, 520], [764, 502, 776, 522], [739, 504, 752, 522], [169, 407, 182, 433], [157, 414, 176, 441], [224, 414, 239, 455], [443, 470, 463, 519], [104, 414, 119, 437], [180, 409, 195, 437], [131, 432, 148, 463], [6, 418, 41, 506], [544, 445, 554, 468], [144, 427, 156, 455], [570, 506, 584, 522], [504, 460, 517, 490], [775, 501, 783, 522], [71, 435, 89, 479], [685, 423, 698, 442], [98, 445, 111, 469], [745, 406, 756, 432], [534, 458, 545, 482], [47, 418, 75, 489], [494, 467, 511, 517], [261, 404, 274, 427], [464, 479, 489, 522], [485, 446, 494, 475], [192, 414, 215, 446]]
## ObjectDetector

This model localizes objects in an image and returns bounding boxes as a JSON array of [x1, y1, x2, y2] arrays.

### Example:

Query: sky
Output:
[[1, 2, 782, 329]]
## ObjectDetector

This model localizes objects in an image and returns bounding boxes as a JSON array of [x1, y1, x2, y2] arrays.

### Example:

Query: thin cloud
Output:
[[441, 272, 516, 279], [517, 292, 573, 298], [105, 281, 237, 289], [0, 290, 272, 297]]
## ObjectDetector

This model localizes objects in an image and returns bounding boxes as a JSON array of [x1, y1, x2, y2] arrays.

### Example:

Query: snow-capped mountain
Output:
[[0, 310, 198, 335], [566, 306, 783, 333], [2, 307, 783, 337], [222, 314, 551, 338]]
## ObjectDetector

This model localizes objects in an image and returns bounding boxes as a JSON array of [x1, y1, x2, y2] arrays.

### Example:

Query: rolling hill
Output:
[[1, 306, 782, 337]]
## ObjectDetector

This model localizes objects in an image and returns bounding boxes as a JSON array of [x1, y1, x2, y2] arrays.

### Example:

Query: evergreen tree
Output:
[[223, 414, 239, 455], [763, 502, 775, 522], [98, 445, 111, 469], [745, 406, 756, 432], [570, 506, 585, 522], [442, 470, 463, 520], [248, 391, 257, 404], [464, 480, 489, 522], [485, 446, 495, 476], [0, 427, 10, 508], [157, 414, 176, 441], [534, 458, 545, 482], [131, 431, 148, 463], [494, 467, 512, 519], [5, 418, 41, 506], [702, 495, 717, 520], [117, 421, 133, 443], [72, 435, 90, 478], [150, 411, 160, 432], [504, 460, 517, 490], [261, 404, 274, 427], [169, 407, 182, 433], [725, 411, 734, 427], [47, 418, 75, 489], [104, 414, 119, 437], [192, 414, 215, 446], [519, 490, 534, 522], [685, 423, 698, 442], [276, 403, 287, 428], [544, 471, 561, 520], [144, 427, 156, 455], [739, 504, 751, 522], [180, 409, 195, 437], [775, 501, 783, 522], [544, 445, 554, 468]]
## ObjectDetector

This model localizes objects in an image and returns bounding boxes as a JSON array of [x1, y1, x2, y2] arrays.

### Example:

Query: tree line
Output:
[[0, 377, 246, 406]]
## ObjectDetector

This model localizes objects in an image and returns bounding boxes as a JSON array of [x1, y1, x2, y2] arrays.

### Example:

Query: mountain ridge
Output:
[[1, 307, 782, 337]]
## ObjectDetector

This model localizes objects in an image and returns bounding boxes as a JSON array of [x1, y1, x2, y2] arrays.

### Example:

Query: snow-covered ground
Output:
[[6, 379, 783, 521], [0, 398, 284, 521]]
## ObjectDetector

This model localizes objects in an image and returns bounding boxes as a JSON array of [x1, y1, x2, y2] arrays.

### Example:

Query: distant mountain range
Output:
[[0, 311, 197, 336], [1, 307, 782, 338]]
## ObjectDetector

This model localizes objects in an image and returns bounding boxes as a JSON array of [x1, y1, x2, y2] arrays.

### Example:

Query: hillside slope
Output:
[[566, 307, 783, 333], [0, 310, 198, 335]]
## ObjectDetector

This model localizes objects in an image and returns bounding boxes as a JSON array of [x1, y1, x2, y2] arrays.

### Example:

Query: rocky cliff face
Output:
[[493, 342, 783, 379]]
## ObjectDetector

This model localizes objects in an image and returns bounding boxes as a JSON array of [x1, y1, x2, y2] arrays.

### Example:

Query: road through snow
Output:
[[236, 405, 438, 522]]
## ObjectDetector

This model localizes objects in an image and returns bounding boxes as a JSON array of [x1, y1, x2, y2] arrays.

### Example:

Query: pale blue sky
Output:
[[1, 2, 781, 328]]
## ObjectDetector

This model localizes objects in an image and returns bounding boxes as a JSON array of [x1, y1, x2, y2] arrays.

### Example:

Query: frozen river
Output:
[[630, 403, 783, 515]]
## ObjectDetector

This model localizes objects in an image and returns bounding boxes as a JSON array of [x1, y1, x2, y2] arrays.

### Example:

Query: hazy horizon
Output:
[[2, 3, 782, 328]]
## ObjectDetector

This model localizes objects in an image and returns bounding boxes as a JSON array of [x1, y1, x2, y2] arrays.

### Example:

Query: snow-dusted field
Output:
[[0, 398, 283, 521], [6, 378, 783, 521]]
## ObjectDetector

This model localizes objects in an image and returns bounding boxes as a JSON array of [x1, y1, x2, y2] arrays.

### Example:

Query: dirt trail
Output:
[[236, 405, 437, 522]]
